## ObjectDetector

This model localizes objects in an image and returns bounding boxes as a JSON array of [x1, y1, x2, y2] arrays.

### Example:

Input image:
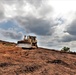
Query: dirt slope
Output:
[[0, 41, 76, 75]]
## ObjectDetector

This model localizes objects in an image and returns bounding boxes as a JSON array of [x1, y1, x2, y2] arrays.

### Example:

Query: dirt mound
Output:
[[0, 41, 76, 75], [0, 40, 16, 46], [47, 59, 68, 64], [16, 64, 42, 74]]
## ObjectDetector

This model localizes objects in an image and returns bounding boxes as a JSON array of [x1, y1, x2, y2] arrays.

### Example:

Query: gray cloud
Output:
[[66, 19, 76, 35], [1, 0, 24, 5], [61, 18, 76, 42], [61, 34, 76, 42], [26, 0, 43, 8], [0, 29, 23, 40], [16, 15, 55, 36], [61, 34, 75, 42], [1, 0, 43, 8], [0, 2, 5, 21], [38, 3, 53, 18], [1, 0, 15, 4]]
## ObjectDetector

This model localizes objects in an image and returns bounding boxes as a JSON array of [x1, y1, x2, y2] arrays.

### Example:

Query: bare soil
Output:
[[0, 41, 76, 75]]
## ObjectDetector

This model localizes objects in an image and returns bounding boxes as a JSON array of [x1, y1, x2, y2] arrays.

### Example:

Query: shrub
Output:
[[61, 47, 70, 52]]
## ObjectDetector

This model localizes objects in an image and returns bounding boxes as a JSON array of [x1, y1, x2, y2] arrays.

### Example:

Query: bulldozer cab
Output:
[[27, 36, 38, 48]]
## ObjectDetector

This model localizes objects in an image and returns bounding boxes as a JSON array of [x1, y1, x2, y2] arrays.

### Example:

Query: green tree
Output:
[[61, 47, 70, 52]]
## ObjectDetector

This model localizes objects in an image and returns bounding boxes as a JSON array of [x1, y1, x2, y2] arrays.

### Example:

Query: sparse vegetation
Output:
[[4, 43, 13, 46], [61, 47, 70, 52], [17, 64, 41, 74]]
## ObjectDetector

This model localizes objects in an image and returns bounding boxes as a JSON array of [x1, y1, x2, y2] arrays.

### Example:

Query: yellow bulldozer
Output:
[[17, 35, 38, 48]]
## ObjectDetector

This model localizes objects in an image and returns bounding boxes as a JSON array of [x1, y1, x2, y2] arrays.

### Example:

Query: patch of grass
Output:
[[4, 43, 14, 46]]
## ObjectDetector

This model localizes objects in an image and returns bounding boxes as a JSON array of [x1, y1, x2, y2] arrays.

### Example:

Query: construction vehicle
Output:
[[17, 35, 38, 48]]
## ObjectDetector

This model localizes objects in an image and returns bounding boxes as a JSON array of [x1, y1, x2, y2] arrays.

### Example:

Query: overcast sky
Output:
[[0, 0, 76, 51]]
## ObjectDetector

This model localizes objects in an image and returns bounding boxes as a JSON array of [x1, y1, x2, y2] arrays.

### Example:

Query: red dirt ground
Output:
[[0, 41, 76, 75]]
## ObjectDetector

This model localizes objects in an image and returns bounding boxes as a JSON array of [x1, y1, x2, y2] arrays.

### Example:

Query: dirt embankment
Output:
[[0, 41, 76, 75]]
